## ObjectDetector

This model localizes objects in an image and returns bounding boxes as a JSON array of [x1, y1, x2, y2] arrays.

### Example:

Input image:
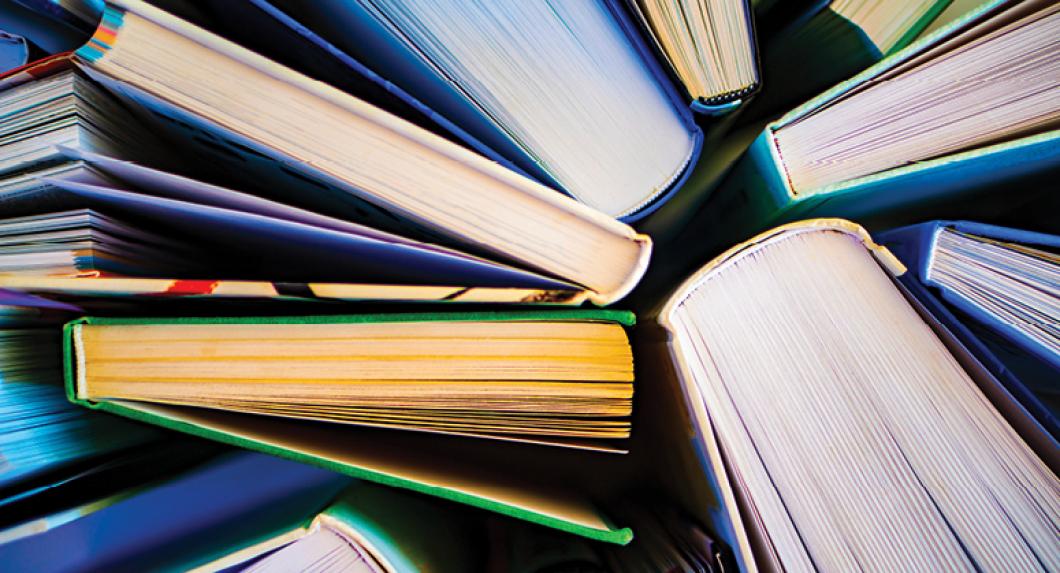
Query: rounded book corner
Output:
[[588, 234, 653, 307]]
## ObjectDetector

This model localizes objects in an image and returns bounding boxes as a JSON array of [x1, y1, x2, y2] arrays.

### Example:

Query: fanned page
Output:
[[268, 0, 698, 218], [773, 0, 1060, 195], [927, 226, 1060, 364], [72, 0, 652, 304], [830, 0, 949, 54], [73, 319, 634, 450], [629, 0, 758, 103], [662, 221, 1059, 571]]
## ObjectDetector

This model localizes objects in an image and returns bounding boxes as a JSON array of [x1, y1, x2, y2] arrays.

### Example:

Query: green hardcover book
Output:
[[193, 480, 481, 573], [691, 0, 1058, 249], [63, 311, 637, 544]]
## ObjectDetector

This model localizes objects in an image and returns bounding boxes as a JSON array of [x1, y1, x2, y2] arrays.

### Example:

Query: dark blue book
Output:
[[0, 452, 351, 572], [201, 0, 728, 221], [881, 220, 1060, 442]]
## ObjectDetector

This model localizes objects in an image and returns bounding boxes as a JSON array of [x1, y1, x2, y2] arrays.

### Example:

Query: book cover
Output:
[[64, 311, 637, 545]]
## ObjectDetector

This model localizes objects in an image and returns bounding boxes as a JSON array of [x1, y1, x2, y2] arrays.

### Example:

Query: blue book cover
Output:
[[881, 220, 1059, 442], [0, 452, 351, 572], [246, 0, 704, 221]]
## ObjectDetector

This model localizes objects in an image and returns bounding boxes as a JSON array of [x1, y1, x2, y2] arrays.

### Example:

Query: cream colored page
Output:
[[668, 229, 1059, 571], [90, 1, 651, 300]]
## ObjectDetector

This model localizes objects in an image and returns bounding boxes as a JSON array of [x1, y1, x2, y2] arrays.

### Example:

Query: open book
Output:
[[64, 310, 638, 543], [1, 0, 653, 305], [701, 0, 1059, 244]]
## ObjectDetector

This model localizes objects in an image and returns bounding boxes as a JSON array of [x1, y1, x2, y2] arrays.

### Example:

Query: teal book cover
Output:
[[694, 0, 1058, 248]]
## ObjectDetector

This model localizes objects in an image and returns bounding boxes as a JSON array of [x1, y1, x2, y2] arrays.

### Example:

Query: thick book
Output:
[[880, 220, 1059, 440], [0, 452, 352, 571], [63, 311, 637, 544], [239, 0, 706, 220], [649, 219, 1058, 572], [694, 0, 1059, 247], [1, 0, 652, 305]]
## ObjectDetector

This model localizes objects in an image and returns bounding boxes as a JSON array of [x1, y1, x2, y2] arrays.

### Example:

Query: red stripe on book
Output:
[[162, 280, 220, 295], [0, 52, 74, 82]]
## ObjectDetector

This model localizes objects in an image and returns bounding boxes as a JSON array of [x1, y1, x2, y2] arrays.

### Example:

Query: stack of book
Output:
[[0, 0, 1055, 571]]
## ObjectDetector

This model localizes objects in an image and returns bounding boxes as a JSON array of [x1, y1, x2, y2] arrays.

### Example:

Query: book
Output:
[[880, 220, 1059, 440], [0, 326, 159, 501], [0, 451, 353, 571], [244, 0, 704, 219], [693, 0, 1059, 247], [743, 0, 953, 124], [624, 0, 759, 109], [63, 311, 638, 543], [0, 149, 594, 305], [198, 480, 481, 573], [0, 306, 224, 540], [0, 276, 592, 307], [651, 219, 1059, 572], [0, 209, 198, 277], [2, 1, 653, 305], [0, 110, 605, 304]]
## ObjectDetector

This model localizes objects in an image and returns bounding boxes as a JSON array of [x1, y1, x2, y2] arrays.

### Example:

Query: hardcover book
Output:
[[650, 219, 1058, 572], [694, 0, 1059, 247], [64, 311, 639, 544], [880, 220, 1060, 440]]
